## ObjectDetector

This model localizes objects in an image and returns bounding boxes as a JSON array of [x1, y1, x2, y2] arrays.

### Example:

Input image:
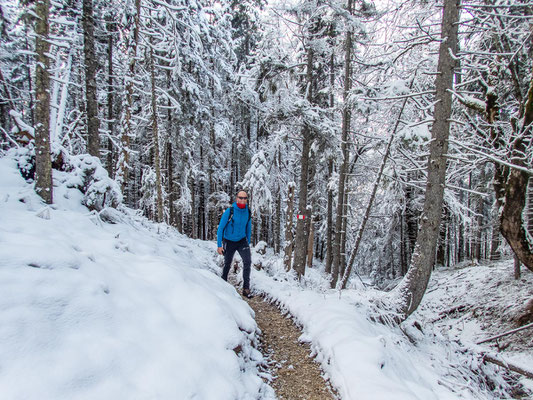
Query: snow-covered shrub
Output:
[[139, 166, 158, 217], [13, 146, 35, 181], [65, 154, 122, 211], [254, 241, 267, 255]]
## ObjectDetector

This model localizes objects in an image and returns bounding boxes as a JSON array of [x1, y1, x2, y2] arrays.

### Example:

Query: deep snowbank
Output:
[[0, 152, 274, 400]]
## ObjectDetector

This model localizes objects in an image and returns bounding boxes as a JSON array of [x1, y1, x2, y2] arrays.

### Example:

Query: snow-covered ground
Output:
[[1, 149, 531, 399], [0, 152, 274, 400], [251, 252, 533, 399]]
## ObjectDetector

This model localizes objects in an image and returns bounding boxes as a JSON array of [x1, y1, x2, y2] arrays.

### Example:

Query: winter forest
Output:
[[1, 0, 533, 397]]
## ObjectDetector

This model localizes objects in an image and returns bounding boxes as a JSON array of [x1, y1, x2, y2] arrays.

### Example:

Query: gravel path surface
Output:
[[244, 293, 338, 400]]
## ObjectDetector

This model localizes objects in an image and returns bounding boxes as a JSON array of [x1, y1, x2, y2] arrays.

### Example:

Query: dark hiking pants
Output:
[[222, 238, 251, 290]]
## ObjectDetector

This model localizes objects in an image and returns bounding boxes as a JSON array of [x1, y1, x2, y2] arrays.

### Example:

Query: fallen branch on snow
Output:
[[481, 353, 533, 380], [476, 322, 533, 345]]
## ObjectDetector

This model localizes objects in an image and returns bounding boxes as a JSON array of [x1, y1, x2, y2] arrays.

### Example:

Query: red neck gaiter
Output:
[[237, 203, 246, 209]]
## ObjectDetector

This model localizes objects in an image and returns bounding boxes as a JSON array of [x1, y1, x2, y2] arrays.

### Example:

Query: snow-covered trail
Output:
[[245, 293, 338, 399]]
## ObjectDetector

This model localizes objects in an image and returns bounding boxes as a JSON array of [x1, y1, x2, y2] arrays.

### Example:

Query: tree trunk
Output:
[[514, 254, 521, 280], [275, 192, 281, 253], [490, 208, 501, 261], [34, 0, 53, 204], [149, 43, 164, 223], [400, 210, 408, 275], [482, 37, 533, 271], [82, 0, 100, 158], [118, 0, 141, 201], [307, 216, 314, 268], [168, 142, 175, 226], [391, 0, 459, 320], [331, 0, 353, 288], [284, 183, 295, 271], [191, 178, 196, 238], [499, 167, 533, 271], [325, 22, 336, 275], [293, 126, 312, 278], [325, 159, 334, 274], [293, 44, 314, 279], [106, 16, 114, 178], [339, 188, 348, 279]]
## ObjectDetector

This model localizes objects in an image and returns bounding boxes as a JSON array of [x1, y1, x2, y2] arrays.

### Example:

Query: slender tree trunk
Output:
[[339, 188, 348, 278], [168, 142, 175, 226], [325, 159, 334, 274], [325, 23, 336, 275], [106, 16, 114, 177], [198, 146, 205, 239], [514, 254, 521, 280], [307, 216, 314, 268], [34, 0, 53, 204], [275, 191, 281, 253], [293, 128, 311, 277], [458, 188, 465, 262], [293, 45, 314, 278], [474, 197, 484, 261], [149, 43, 164, 223], [118, 0, 141, 201], [191, 178, 196, 238], [331, 0, 353, 288], [400, 210, 408, 275], [390, 0, 459, 320], [23, 31, 35, 127], [284, 183, 296, 271], [82, 0, 100, 157]]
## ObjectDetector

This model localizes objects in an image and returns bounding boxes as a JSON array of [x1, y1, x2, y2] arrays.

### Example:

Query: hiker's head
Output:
[[236, 190, 248, 208]]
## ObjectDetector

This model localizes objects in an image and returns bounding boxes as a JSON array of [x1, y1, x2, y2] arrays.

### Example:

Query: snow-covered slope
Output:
[[0, 152, 274, 400]]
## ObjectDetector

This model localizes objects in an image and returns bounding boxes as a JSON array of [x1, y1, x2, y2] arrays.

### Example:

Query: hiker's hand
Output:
[[217, 247, 224, 255]]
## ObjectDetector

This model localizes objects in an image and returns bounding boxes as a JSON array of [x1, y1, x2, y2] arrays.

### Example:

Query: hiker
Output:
[[217, 190, 253, 298]]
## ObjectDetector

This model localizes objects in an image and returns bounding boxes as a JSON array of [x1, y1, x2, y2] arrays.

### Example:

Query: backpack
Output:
[[223, 206, 252, 239]]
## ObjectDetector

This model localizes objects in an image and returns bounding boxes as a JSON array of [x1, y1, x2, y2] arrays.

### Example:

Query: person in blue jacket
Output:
[[217, 190, 253, 298]]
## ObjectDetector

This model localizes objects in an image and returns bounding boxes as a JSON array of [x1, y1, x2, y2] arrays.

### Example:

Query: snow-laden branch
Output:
[[450, 139, 533, 175], [360, 90, 435, 101]]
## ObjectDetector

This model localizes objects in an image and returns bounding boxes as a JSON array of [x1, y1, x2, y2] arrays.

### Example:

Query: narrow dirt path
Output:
[[244, 293, 338, 400]]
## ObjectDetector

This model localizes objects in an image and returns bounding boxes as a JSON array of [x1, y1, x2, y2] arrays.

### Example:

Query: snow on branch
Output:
[[450, 139, 533, 175]]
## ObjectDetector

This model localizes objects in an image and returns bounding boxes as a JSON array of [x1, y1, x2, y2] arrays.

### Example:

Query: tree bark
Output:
[[106, 15, 115, 178], [118, 0, 141, 202], [284, 183, 295, 271], [514, 254, 521, 280], [168, 142, 175, 226], [307, 215, 314, 268], [275, 192, 281, 254], [331, 0, 353, 288], [391, 0, 459, 320], [293, 125, 312, 277], [82, 0, 100, 158], [34, 0, 53, 204], [149, 42, 164, 223], [325, 159, 334, 274], [293, 44, 314, 279]]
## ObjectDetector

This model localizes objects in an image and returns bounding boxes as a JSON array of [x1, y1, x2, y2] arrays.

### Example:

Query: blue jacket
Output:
[[217, 203, 251, 247]]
